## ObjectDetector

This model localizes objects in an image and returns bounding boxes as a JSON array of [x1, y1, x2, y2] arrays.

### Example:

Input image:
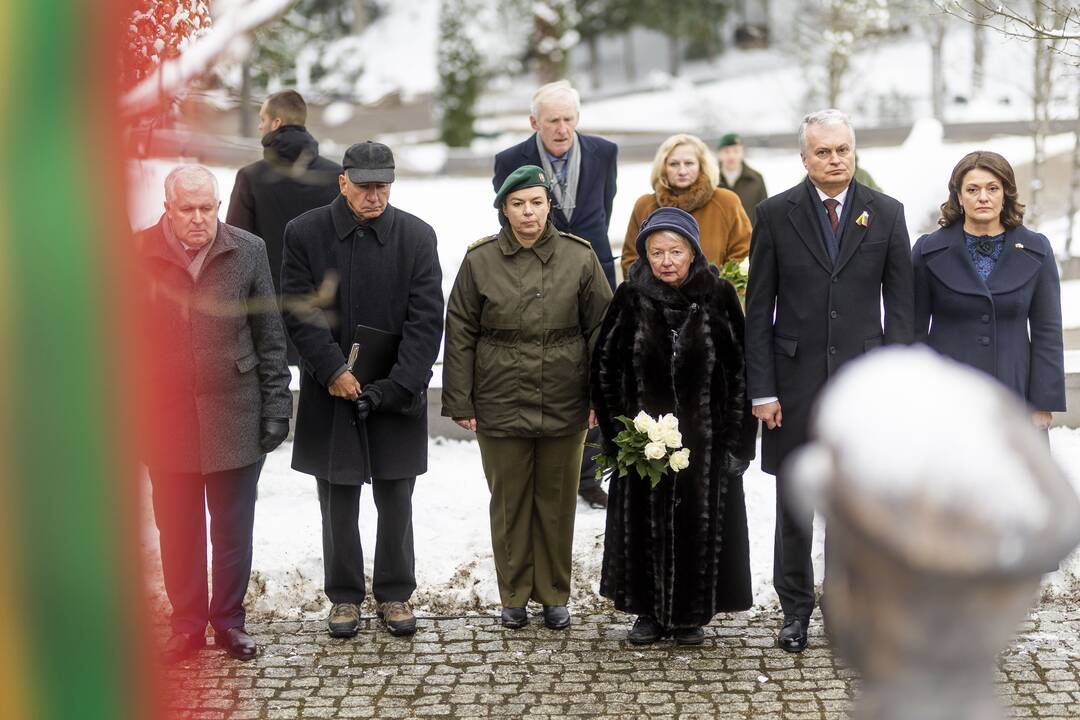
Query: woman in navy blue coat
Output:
[[912, 151, 1066, 428]]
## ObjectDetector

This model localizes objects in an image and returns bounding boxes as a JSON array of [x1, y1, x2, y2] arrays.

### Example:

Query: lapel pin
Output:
[[1014, 243, 1024, 249], [855, 211, 869, 228]]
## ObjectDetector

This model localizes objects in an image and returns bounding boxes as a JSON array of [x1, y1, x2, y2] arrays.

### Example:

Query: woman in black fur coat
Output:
[[592, 207, 758, 645]]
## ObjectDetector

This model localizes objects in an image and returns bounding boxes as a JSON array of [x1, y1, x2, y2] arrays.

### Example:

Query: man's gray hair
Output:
[[164, 164, 220, 203], [798, 109, 856, 154], [530, 79, 581, 118]]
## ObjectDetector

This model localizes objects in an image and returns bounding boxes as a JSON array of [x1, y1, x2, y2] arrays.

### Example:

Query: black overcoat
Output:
[[592, 259, 757, 628], [281, 196, 444, 484], [138, 219, 292, 474], [226, 125, 342, 297], [493, 132, 618, 288], [912, 222, 1066, 411], [745, 179, 915, 475]]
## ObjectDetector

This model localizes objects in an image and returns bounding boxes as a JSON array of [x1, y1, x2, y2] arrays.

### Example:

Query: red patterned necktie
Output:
[[823, 198, 840, 235]]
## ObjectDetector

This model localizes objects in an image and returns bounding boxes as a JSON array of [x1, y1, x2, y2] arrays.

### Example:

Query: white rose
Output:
[[668, 448, 690, 472], [657, 413, 679, 432], [633, 411, 656, 434], [661, 427, 682, 449], [738, 257, 750, 274], [647, 424, 666, 443], [643, 441, 667, 460]]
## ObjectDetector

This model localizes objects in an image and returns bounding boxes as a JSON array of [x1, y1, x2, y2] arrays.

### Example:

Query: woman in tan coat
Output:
[[620, 133, 752, 279]]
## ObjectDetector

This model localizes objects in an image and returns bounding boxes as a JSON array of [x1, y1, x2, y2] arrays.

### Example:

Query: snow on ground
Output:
[[1064, 280, 1080, 332], [479, 23, 1048, 137], [138, 435, 809, 620], [140, 427, 1080, 621]]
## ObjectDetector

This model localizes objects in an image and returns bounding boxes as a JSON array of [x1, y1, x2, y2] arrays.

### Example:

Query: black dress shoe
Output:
[[627, 615, 662, 645], [217, 627, 257, 661], [778, 617, 808, 653], [542, 604, 571, 630], [162, 631, 205, 664], [673, 626, 705, 645], [500, 607, 528, 629]]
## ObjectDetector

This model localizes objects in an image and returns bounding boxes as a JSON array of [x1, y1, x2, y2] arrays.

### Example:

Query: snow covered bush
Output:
[[123, 0, 212, 87]]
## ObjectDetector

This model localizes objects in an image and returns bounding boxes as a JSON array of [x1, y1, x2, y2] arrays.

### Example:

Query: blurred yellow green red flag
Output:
[[0, 1, 159, 717]]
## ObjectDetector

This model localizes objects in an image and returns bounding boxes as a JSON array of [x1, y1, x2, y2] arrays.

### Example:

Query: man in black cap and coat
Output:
[[228, 90, 341, 364], [281, 141, 444, 639]]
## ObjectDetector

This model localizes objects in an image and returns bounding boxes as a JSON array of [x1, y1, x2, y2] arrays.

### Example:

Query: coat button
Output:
[[980, 314, 990, 323], [535, 291, 542, 298], [831, 277, 838, 283], [829, 346, 837, 355], [978, 336, 990, 345], [830, 310, 838, 319]]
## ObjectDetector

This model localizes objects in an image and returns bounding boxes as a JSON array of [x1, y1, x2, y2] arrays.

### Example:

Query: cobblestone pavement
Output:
[[164, 601, 1080, 719]]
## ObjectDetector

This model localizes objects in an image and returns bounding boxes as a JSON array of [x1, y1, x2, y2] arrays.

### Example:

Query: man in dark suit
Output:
[[139, 165, 292, 664], [493, 80, 618, 509], [745, 109, 914, 653], [227, 90, 341, 364], [282, 142, 444, 640]]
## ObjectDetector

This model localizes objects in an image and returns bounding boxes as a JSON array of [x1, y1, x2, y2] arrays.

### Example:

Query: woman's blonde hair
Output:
[[649, 133, 719, 193]]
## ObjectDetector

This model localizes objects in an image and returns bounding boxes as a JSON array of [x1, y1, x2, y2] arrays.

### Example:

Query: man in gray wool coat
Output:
[[138, 165, 292, 665]]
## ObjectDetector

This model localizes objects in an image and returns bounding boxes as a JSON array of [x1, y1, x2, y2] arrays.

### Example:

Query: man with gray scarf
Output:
[[493, 80, 619, 508], [139, 165, 292, 664]]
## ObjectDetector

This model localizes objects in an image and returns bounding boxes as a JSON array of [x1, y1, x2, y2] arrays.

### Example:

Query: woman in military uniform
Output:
[[442, 165, 612, 630]]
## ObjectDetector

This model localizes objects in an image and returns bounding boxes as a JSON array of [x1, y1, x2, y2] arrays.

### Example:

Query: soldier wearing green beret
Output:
[[442, 165, 613, 631], [717, 132, 769, 225]]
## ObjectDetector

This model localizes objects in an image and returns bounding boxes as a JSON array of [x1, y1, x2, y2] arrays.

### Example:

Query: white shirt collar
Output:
[[814, 184, 849, 208]]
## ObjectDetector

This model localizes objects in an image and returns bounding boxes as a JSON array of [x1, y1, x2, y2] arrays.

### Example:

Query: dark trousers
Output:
[[578, 426, 601, 490], [150, 460, 261, 635], [773, 473, 816, 622], [316, 476, 416, 605]]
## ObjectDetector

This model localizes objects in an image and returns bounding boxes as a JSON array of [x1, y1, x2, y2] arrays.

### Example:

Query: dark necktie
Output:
[[552, 158, 567, 190], [823, 198, 840, 235]]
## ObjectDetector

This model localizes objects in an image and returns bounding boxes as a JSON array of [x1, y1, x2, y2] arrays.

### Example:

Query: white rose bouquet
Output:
[[594, 411, 691, 488]]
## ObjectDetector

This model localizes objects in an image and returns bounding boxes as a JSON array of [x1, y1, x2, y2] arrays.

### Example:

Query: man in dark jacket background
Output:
[[744, 110, 913, 654], [717, 132, 768, 226], [139, 165, 292, 664], [492, 80, 617, 509], [281, 142, 444, 640], [227, 90, 341, 364]]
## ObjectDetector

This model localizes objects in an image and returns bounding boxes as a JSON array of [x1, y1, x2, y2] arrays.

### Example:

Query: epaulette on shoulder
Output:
[[467, 235, 498, 251], [559, 231, 593, 249]]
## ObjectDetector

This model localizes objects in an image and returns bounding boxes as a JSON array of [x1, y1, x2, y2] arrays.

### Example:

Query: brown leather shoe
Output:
[[377, 600, 417, 636], [327, 602, 360, 638], [161, 631, 205, 664], [579, 485, 608, 509]]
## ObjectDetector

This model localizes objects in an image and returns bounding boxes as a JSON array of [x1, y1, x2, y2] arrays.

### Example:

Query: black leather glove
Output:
[[359, 378, 424, 417], [725, 453, 751, 476], [355, 383, 384, 422], [260, 418, 290, 453]]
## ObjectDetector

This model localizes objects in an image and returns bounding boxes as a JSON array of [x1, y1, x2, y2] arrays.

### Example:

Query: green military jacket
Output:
[[442, 221, 613, 437], [718, 162, 768, 225]]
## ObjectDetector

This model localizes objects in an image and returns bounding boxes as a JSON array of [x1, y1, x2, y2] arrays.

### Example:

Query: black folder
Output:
[[350, 324, 401, 384]]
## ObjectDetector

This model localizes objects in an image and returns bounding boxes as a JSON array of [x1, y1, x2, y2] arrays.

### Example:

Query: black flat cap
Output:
[[343, 141, 395, 184]]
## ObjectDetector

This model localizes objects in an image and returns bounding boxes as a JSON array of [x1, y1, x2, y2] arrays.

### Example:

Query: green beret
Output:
[[494, 164, 551, 209], [717, 132, 741, 149]]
